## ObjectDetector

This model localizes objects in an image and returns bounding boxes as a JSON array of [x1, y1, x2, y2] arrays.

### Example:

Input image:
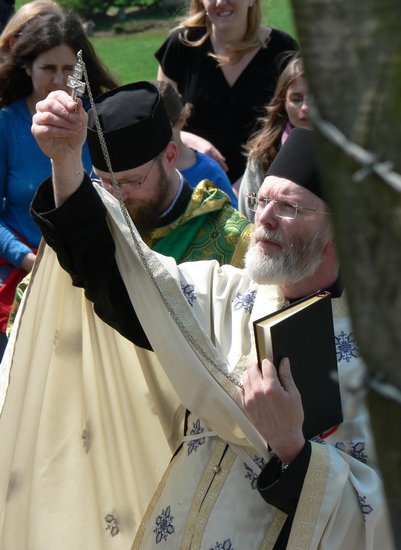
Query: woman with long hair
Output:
[[238, 53, 312, 221], [0, 7, 119, 355]]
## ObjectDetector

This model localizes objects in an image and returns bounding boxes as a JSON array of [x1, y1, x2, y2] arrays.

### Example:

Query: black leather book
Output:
[[253, 292, 343, 439]]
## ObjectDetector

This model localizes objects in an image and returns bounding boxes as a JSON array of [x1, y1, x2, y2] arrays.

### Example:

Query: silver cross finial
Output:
[[67, 50, 86, 105]]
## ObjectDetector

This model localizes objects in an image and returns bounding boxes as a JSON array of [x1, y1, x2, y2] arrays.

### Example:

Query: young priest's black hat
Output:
[[86, 81, 172, 173], [265, 128, 323, 200]]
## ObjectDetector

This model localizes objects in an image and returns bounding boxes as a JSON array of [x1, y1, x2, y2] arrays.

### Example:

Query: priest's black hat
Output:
[[87, 81, 172, 172], [265, 128, 323, 199]]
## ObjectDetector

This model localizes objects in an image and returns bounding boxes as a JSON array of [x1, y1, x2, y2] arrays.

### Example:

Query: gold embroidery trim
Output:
[[189, 180, 228, 217], [148, 180, 227, 243], [230, 223, 254, 268], [286, 442, 330, 549], [131, 446, 183, 549], [331, 293, 349, 318], [181, 439, 236, 550], [261, 509, 288, 549]]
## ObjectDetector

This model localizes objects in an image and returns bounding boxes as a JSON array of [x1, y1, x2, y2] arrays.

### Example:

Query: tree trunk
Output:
[[289, 0, 401, 545]]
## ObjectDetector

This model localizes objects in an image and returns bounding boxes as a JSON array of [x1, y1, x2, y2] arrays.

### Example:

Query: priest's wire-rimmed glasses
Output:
[[247, 193, 331, 220], [91, 158, 157, 191]]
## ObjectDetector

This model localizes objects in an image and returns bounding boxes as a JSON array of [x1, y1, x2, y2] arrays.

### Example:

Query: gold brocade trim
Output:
[[234, 354, 256, 379], [261, 509, 288, 549], [230, 223, 254, 269], [167, 404, 187, 453], [181, 439, 236, 550], [190, 180, 228, 216], [233, 287, 287, 378], [332, 293, 349, 318], [131, 446, 184, 549], [286, 442, 330, 549], [233, 336, 258, 378], [148, 180, 228, 243]]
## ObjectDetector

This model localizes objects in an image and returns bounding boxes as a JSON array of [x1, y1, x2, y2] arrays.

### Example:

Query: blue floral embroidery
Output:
[[209, 539, 233, 550], [181, 282, 196, 307], [187, 419, 206, 455], [104, 514, 119, 537], [335, 441, 367, 463], [244, 456, 267, 490], [154, 506, 175, 543], [358, 495, 373, 520], [335, 331, 359, 363], [232, 289, 256, 313], [82, 422, 91, 454]]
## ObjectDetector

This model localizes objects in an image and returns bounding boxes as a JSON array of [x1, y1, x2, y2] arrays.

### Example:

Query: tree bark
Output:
[[289, 0, 401, 545]]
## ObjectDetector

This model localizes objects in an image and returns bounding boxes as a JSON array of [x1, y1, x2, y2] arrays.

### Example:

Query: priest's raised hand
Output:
[[32, 90, 86, 206]]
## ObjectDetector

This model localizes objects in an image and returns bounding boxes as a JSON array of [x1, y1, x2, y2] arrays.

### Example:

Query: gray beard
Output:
[[245, 226, 328, 286]]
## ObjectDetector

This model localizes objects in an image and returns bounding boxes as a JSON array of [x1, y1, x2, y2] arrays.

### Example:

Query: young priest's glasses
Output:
[[247, 193, 331, 220], [91, 158, 157, 191]]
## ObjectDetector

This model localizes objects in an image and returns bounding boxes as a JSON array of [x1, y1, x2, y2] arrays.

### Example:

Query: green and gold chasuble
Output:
[[148, 180, 253, 268]]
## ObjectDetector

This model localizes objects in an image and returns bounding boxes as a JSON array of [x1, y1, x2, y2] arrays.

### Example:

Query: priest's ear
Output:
[[323, 231, 338, 264], [163, 140, 179, 170]]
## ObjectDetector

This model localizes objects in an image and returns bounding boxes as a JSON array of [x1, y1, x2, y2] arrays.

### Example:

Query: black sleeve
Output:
[[257, 441, 312, 516], [30, 175, 152, 350], [154, 28, 186, 82]]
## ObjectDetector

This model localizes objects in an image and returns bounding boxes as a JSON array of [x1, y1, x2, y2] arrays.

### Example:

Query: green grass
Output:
[[15, 0, 295, 84], [263, 0, 295, 36], [91, 31, 168, 83]]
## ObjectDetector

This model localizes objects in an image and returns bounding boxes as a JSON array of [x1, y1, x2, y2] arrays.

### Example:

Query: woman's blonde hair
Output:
[[245, 52, 305, 172], [177, 0, 263, 65]]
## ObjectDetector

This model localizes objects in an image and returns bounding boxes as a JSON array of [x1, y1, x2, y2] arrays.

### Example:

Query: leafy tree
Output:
[[57, 0, 113, 18]]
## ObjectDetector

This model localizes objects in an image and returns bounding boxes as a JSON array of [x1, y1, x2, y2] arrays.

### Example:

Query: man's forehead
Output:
[[260, 176, 328, 211], [260, 176, 305, 198]]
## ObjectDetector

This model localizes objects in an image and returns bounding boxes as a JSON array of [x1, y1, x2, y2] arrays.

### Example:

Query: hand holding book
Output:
[[252, 292, 343, 440], [241, 357, 306, 465]]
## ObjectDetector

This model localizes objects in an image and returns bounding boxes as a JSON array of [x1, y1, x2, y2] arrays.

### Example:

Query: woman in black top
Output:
[[155, 0, 298, 185]]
